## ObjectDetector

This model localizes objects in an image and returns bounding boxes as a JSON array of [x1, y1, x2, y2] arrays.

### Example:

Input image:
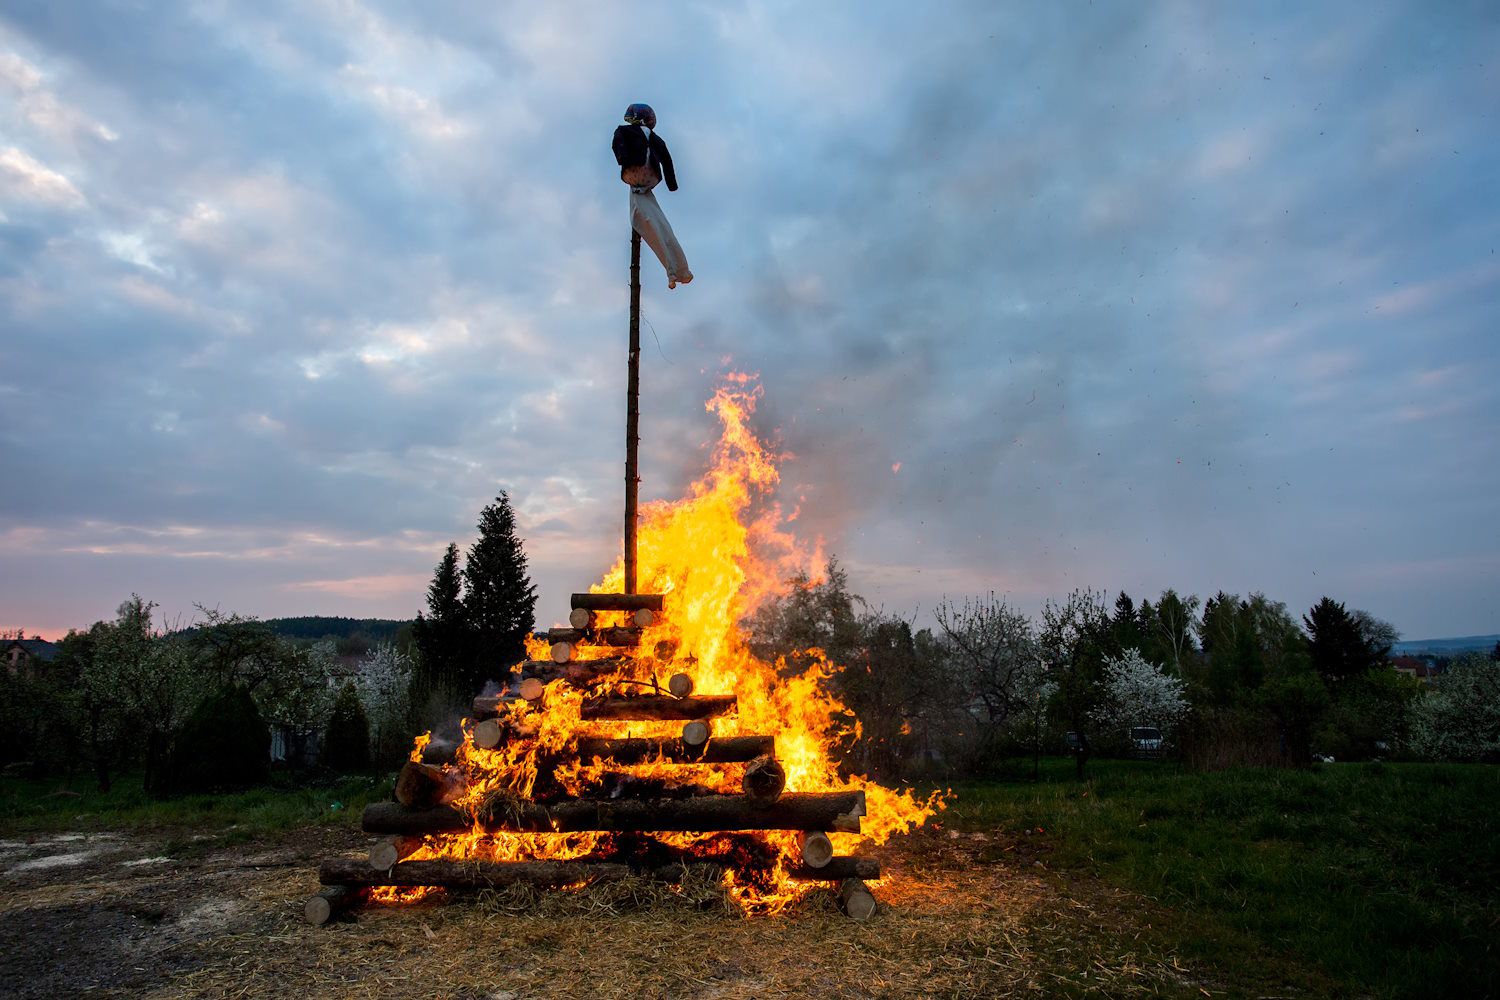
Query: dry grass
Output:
[[129, 835, 1207, 1000]]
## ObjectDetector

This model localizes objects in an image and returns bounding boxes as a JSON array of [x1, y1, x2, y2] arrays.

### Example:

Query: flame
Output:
[[397, 375, 944, 913]]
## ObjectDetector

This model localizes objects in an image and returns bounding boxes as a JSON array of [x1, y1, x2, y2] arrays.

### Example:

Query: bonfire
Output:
[[306, 378, 944, 924]]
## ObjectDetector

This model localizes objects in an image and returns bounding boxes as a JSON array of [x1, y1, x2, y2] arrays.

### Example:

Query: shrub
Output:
[[321, 681, 372, 773], [170, 684, 271, 792]]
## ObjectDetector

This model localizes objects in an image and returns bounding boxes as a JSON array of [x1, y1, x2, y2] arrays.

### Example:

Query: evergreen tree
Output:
[[462, 492, 538, 692], [1304, 597, 1379, 684], [321, 680, 371, 773], [411, 542, 469, 698]]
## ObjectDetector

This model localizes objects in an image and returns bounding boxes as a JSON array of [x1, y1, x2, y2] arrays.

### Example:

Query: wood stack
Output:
[[307, 592, 881, 923]]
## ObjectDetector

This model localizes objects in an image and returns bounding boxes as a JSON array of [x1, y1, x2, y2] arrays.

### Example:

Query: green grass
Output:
[[946, 758, 1500, 999], [0, 770, 391, 842]]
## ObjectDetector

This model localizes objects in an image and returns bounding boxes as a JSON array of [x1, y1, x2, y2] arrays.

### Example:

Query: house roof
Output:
[[5, 638, 58, 662]]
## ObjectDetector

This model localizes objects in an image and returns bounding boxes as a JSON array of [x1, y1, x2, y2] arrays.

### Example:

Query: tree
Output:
[[1407, 654, 1500, 762], [1304, 598, 1383, 685], [463, 493, 538, 692], [1090, 649, 1189, 753], [170, 684, 271, 792], [1111, 592, 1142, 654], [80, 597, 203, 795], [934, 594, 1048, 768], [412, 542, 470, 704], [1041, 589, 1113, 777], [1138, 589, 1200, 674], [357, 642, 417, 767], [321, 681, 371, 773], [746, 557, 865, 669]]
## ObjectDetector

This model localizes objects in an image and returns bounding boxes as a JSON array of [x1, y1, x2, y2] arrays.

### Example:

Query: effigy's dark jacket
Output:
[[612, 125, 678, 191]]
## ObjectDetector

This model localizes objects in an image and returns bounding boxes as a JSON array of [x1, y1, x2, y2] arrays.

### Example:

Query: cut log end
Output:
[[667, 672, 694, 698], [394, 761, 459, 810], [305, 885, 366, 926], [368, 836, 421, 871], [681, 720, 710, 748], [798, 830, 834, 869], [518, 677, 545, 701], [568, 608, 595, 630], [632, 607, 656, 628], [837, 879, 878, 920], [742, 755, 787, 804], [550, 641, 573, 664], [473, 718, 504, 750]]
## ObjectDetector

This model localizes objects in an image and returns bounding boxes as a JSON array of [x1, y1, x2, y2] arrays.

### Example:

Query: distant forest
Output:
[[264, 616, 413, 646]]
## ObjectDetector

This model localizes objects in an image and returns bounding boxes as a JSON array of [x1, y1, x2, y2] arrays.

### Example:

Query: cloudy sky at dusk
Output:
[[2, 2, 1497, 642]]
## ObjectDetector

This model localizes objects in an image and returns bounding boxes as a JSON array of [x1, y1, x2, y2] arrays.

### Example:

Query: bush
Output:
[[321, 681, 371, 773], [170, 684, 271, 792]]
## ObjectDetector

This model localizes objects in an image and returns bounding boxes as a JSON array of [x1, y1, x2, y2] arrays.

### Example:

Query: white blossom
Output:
[[1090, 648, 1189, 741]]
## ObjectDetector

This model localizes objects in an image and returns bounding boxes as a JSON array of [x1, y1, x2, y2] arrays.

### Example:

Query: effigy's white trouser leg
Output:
[[630, 187, 692, 288]]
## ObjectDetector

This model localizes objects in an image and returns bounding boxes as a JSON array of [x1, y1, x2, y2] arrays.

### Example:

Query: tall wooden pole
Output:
[[625, 228, 641, 595]]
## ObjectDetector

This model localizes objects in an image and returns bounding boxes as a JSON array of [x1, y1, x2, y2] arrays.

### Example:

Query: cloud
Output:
[[0, 146, 84, 207], [0, 0, 1497, 641]]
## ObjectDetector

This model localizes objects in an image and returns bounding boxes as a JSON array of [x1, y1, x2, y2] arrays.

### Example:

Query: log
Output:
[[368, 836, 422, 870], [680, 720, 710, 749], [742, 755, 787, 804], [581, 695, 736, 721], [361, 790, 866, 835], [394, 761, 461, 810], [837, 878, 878, 920], [543, 627, 641, 647], [667, 672, 694, 698], [798, 830, 834, 869], [418, 740, 458, 767], [632, 607, 656, 628], [572, 593, 664, 613], [320, 857, 877, 889], [517, 677, 545, 701], [568, 608, 595, 630], [550, 641, 572, 664], [574, 735, 772, 764], [795, 856, 879, 881], [304, 885, 367, 925], [473, 718, 505, 750]]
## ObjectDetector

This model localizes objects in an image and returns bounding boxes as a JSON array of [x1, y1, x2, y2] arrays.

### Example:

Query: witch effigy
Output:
[[612, 103, 692, 289]]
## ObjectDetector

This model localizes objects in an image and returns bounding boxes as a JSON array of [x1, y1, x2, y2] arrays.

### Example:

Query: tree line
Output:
[[747, 560, 1500, 781]]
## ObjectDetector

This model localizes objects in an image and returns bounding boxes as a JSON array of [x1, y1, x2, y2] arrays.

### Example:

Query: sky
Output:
[[1, 1, 1497, 643]]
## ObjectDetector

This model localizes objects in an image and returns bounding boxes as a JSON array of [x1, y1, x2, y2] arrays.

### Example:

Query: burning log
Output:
[[542, 627, 642, 647], [798, 830, 834, 869], [580, 694, 736, 720], [361, 790, 866, 835], [632, 607, 656, 628], [742, 755, 787, 804], [574, 734, 772, 763], [568, 608, 595, 629], [418, 739, 458, 767], [368, 836, 422, 870], [837, 878, 878, 920], [550, 641, 573, 664], [319, 856, 879, 889], [571, 592, 664, 613], [304, 885, 367, 925], [394, 761, 462, 810], [667, 672, 694, 698]]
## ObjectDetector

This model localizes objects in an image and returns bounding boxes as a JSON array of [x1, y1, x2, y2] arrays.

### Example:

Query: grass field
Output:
[[0, 769, 391, 844], [944, 758, 1500, 999]]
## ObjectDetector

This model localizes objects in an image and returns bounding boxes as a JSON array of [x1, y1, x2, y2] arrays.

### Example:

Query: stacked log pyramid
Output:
[[305, 591, 881, 925]]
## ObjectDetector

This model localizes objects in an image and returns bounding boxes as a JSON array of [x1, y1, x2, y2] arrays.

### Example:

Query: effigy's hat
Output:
[[623, 103, 656, 129]]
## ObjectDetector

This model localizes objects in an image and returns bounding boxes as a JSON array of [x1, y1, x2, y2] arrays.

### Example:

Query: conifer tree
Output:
[[462, 492, 537, 692], [412, 543, 469, 698]]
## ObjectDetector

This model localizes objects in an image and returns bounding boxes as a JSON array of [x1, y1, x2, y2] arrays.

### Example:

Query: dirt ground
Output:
[[0, 825, 1221, 999]]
